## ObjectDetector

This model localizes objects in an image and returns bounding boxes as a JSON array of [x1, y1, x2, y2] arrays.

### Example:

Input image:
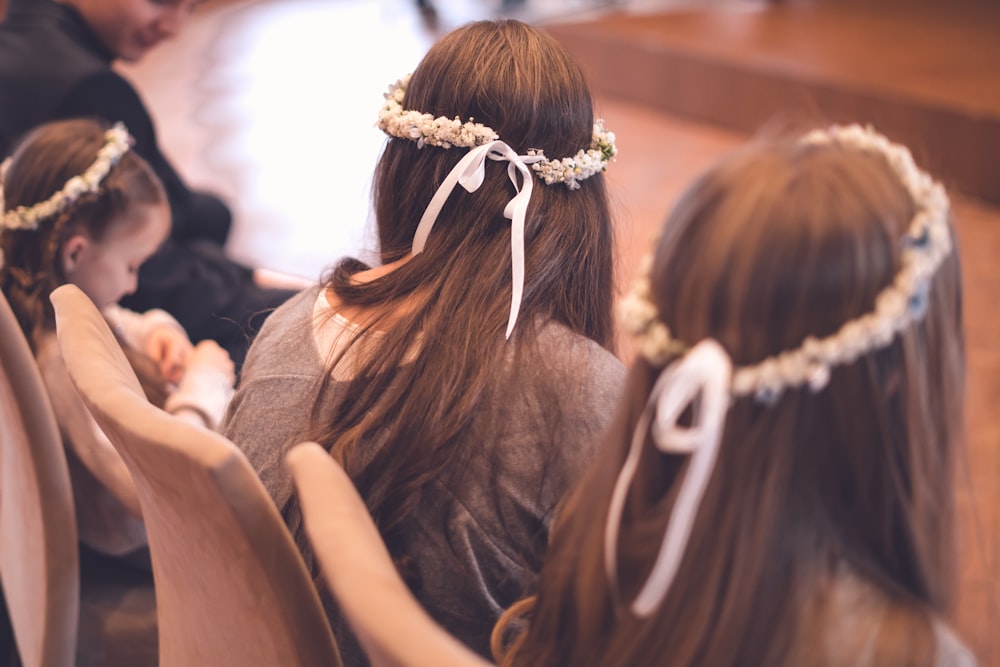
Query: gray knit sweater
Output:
[[223, 286, 625, 664]]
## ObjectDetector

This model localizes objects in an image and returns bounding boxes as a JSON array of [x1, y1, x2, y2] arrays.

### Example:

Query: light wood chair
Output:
[[286, 441, 491, 667], [0, 290, 156, 667], [0, 287, 79, 666], [50, 283, 342, 667]]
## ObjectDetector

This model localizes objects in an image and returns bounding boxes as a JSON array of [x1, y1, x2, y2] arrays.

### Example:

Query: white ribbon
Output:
[[604, 339, 732, 617], [411, 140, 543, 339]]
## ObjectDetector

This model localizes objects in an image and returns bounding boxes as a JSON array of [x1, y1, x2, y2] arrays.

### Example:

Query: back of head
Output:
[[316, 20, 616, 557], [500, 129, 965, 667], [0, 117, 164, 347], [367, 18, 614, 344]]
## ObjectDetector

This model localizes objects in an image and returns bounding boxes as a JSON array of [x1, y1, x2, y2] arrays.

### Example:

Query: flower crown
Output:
[[618, 124, 953, 404], [376, 74, 617, 190], [0, 122, 133, 232]]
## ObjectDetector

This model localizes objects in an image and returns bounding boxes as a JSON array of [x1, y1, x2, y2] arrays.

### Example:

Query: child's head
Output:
[[1, 118, 168, 343], [367, 18, 616, 344], [500, 126, 965, 666]]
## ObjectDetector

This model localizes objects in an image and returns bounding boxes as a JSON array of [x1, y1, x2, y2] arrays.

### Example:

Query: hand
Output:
[[187, 340, 236, 385], [144, 325, 194, 385], [165, 340, 237, 430]]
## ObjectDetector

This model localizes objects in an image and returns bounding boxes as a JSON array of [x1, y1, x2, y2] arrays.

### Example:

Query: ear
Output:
[[60, 234, 90, 277]]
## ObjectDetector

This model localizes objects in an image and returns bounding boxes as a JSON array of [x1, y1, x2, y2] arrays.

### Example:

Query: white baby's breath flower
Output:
[[618, 292, 658, 334], [621, 124, 952, 406], [1, 123, 132, 232], [374, 75, 615, 187]]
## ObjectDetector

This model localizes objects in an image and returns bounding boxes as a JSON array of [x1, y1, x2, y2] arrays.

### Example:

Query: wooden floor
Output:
[[546, 0, 1000, 204], [117, 0, 999, 662]]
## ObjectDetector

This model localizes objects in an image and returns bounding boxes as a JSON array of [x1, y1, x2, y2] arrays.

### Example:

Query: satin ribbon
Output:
[[411, 141, 544, 339], [604, 339, 732, 617]]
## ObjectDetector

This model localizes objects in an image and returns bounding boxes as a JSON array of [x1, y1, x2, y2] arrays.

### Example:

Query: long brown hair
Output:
[[1, 117, 169, 404], [307, 19, 615, 564], [498, 134, 965, 666]]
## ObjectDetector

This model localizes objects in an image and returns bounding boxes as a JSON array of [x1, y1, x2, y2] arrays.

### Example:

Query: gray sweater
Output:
[[223, 286, 625, 664]]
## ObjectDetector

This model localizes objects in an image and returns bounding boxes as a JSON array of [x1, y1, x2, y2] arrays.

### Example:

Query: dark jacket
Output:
[[0, 0, 294, 365]]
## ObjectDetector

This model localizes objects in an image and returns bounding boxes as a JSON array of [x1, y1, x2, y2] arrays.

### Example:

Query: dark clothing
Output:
[[0, 0, 295, 366]]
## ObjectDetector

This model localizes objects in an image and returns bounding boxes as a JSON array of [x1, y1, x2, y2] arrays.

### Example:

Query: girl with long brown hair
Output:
[[223, 19, 625, 665], [495, 124, 973, 666]]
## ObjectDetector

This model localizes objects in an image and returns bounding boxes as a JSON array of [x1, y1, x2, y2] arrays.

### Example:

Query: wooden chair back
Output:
[[287, 441, 490, 667], [0, 287, 79, 666], [51, 283, 341, 667]]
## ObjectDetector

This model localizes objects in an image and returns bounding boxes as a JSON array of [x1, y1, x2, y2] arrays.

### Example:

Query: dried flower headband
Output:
[[376, 74, 617, 339], [605, 125, 953, 619], [0, 122, 134, 232], [618, 123, 952, 404], [375, 74, 617, 190]]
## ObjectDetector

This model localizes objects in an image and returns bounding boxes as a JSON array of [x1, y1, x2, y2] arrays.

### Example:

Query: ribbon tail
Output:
[[631, 423, 721, 615], [506, 208, 526, 339], [503, 162, 532, 339], [604, 340, 732, 618], [412, 142, 493, 255], [631, 341, 731, 616], [603, 400, 651, 607]]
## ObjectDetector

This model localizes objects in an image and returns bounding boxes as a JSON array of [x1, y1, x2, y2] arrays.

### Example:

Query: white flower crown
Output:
[[0, 122, 133, 232], [619, 124, 953, 404], [375, 74, 617, 190]]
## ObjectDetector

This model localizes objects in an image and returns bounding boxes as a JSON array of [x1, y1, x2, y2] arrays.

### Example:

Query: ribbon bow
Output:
[[604, 339, 732, 617], [411, 140, 544, 339]]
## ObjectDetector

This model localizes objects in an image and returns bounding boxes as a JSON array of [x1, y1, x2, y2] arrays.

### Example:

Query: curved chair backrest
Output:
[[51, 284, 342, 667], [286, 441, 491, 667], [0, 290, 79, 667]]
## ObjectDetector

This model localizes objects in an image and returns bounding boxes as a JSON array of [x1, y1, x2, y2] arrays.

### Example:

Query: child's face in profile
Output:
[[62, 201, 170, 310], [78, 0, 204, 63]]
